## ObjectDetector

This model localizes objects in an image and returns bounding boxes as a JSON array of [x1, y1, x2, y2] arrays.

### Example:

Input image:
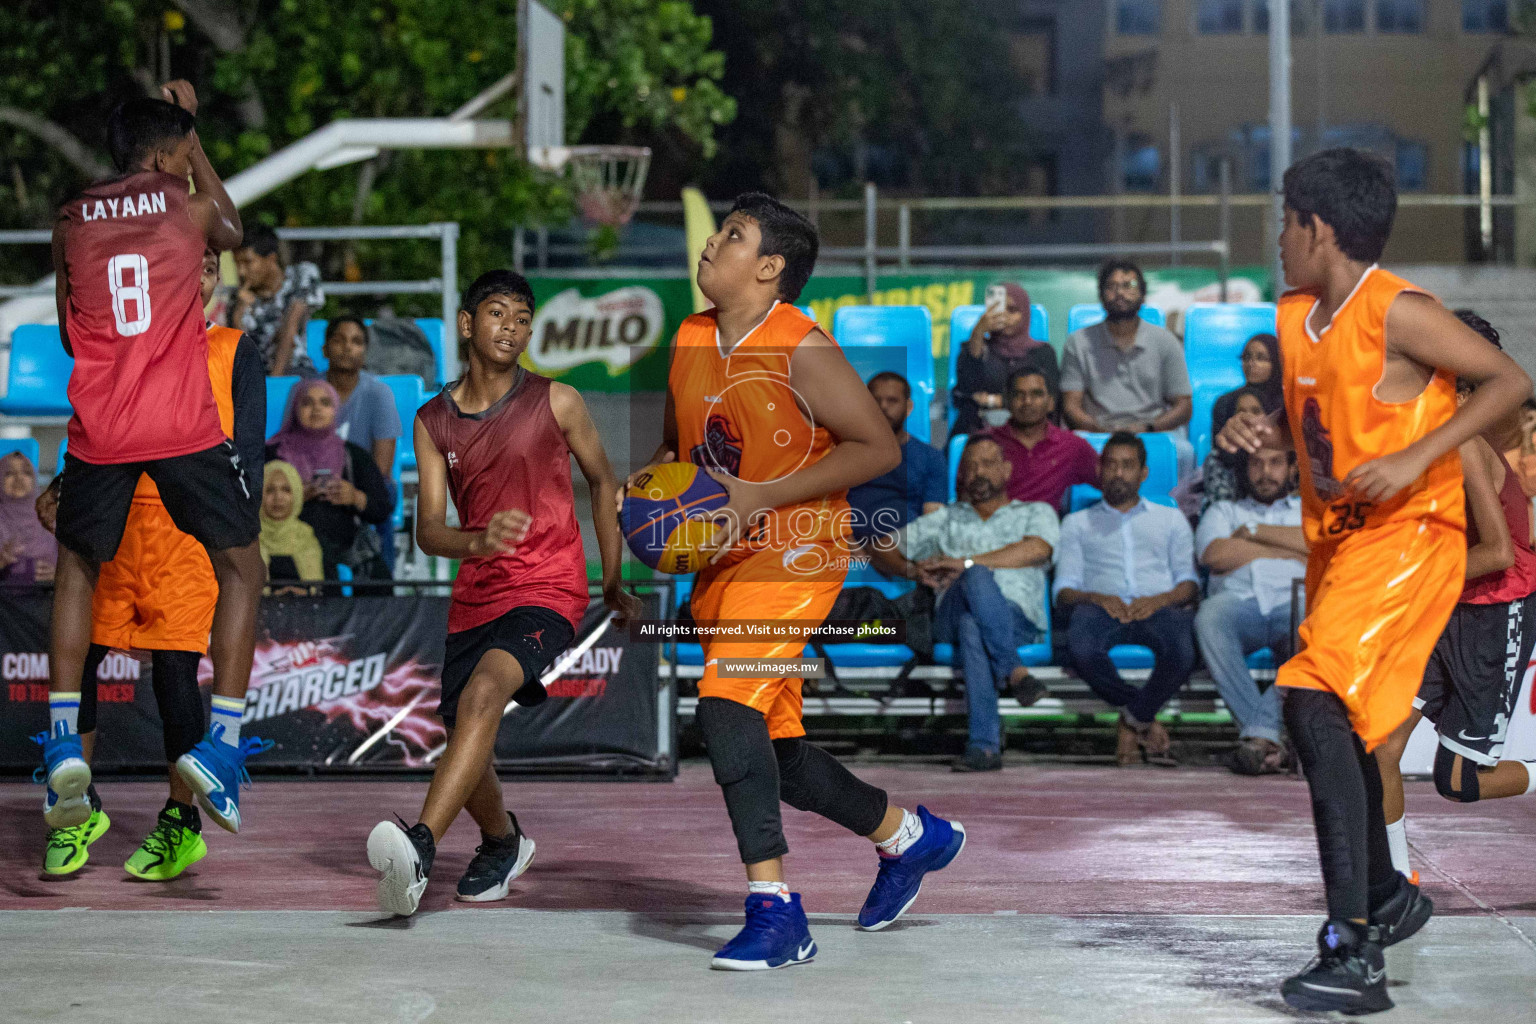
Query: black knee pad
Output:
[[1283, 687, 1354, 758], [151, 650, 207, 762], [696, 697, 787, 864], [772, 736, 889, 838], [75, 644, 110, 735], [1433, 745, 1480, 803]]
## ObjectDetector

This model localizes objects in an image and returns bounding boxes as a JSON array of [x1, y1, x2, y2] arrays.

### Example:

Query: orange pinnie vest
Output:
[[1278, 267, 1464, 545]]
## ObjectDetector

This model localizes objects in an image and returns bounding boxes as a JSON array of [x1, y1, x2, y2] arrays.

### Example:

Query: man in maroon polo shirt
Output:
[[985, 367, 1098, 514]]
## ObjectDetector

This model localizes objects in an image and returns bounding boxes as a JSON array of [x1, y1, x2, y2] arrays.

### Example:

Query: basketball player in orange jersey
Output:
[[1219, 149, 1530, 1015], [631, 193, 967, 970], [37, 249, 265, 879]]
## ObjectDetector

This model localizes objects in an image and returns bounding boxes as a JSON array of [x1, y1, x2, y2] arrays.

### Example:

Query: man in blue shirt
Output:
[[322, 316, 402, 568], [847, 372, 946, 541], [1055, 433, 1199, 765]]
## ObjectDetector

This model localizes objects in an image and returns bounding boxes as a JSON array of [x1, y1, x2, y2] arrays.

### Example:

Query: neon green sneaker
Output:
[[124, 803, 207, 881], [43, 808, 111, 876]]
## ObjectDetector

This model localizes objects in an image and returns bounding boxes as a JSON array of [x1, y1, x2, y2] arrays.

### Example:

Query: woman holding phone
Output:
[[265, 378, 393, 581], [952, 282, 1058, 434]]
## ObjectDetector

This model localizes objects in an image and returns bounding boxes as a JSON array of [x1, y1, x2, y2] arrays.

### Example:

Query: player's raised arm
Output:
[[413, 414, 528, 560], [160, 80, 242, 251], [551, 381, 642, 622], [1344, 294, 1531, 502]]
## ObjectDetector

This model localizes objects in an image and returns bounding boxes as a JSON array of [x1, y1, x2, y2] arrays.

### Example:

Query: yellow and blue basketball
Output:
[[621, 461, 729, 574]]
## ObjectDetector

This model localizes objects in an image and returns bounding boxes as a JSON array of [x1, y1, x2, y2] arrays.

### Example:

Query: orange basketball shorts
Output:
[[691, 541, 847, 740], [92, 498, 218, 654], [1277, 518, 1465, 751]]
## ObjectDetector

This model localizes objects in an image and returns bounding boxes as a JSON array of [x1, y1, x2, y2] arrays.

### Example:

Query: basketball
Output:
[[621, 461, 729, 574]]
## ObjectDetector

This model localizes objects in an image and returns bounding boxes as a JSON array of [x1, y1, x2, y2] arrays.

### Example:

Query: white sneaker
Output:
[[367, 819, 434, 917]]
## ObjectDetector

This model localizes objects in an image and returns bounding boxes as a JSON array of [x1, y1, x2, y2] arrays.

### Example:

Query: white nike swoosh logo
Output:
[[1457, 729, 1485, 743], [796, 942, 813, 959]]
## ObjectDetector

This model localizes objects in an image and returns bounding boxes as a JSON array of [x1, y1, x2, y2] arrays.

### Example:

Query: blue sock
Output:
[[49, 692, 81, 740], [210, 696, 245, 749]]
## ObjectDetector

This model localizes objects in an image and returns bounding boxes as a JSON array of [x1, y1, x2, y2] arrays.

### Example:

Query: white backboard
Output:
[[519, 0, 565, 156]]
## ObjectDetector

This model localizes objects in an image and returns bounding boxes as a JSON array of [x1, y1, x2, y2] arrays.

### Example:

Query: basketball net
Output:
[[563, 145, 652, 227]]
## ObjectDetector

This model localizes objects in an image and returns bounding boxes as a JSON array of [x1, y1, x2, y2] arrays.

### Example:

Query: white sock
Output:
[[210, 695, 245, 749], [874, 808, 924, 858], [1521, 761, 1536, 796], [747, 880, 790, 902], [48, 692, 81, 739], [1385, 817, 1412, 878]]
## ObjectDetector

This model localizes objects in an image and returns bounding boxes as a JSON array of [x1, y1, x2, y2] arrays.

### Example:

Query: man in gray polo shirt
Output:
[[1060, 260, 1193, 474]]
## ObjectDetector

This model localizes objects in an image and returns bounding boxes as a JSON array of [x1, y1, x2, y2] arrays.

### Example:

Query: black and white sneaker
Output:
[[456, 812, 536, 902], [367, 817, 435, 917], [1369, 875, 1433, 947], [1280, 919, 1392, 1015]]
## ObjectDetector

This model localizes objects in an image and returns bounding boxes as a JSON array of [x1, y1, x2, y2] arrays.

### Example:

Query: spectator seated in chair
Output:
[[1061, 260, 1194, 475], [870, 435, 1057, 773], [1055, 432, 1199, 766], [265, 378, 393, 582], [1194, 444, 1306, 775], [847, 370, 947, 544], [0, 450, 57, 588], [321, 315, 404, 570], [229, 223, 322, 376], [259, 461, 325, 596], [1200, 333, 1283, 512], [984, 367, 1098, 515], [951, 282, 1058, 434]]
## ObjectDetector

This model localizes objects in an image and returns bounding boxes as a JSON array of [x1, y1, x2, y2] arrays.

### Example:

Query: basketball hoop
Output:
[[529, 145, 651, 227]]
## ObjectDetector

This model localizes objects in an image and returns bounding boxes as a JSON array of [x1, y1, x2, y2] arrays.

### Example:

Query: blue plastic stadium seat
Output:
[[1183, 303, 1276, 385], [1108, 645, 1155, 670], [0, 437, 41, 470], [380, 374, 427, 472], [831, 306, 935, 443], [1065, 304, 1165, 335], [819, 562, 916, 667], [265, 376, 300, 440], [933, 597, 1052, 669], [1190, 378, 1247, 465], [1072, 431, 1178, 499], [307, 318, 448, 384], [1, 325, 74, 417], [946, 304, 1049, 430], [1246, 647, 1276, 671]]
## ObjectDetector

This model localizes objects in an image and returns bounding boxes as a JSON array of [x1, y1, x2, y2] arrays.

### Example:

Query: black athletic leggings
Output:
[[77, 644, 205, 762], [1283, 687, 1400, 921], [696, 696, 889, 864]]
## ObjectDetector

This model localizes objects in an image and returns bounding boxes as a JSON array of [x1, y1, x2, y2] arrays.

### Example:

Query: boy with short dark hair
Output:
[[636, 192, 966, 970], [366, 269, 639, 916]]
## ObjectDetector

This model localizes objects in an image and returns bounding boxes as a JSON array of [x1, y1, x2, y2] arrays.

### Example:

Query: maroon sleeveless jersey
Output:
[[418, 372, 589, 632], [1463, 450, 1536, 605], [60, 171, 222, 463]]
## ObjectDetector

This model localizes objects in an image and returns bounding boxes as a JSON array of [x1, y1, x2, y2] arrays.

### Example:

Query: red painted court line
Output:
[[2, 765, 1529, 916]]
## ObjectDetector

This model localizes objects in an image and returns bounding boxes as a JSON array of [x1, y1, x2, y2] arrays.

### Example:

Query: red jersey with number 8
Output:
[[60, 170, 222, 464]]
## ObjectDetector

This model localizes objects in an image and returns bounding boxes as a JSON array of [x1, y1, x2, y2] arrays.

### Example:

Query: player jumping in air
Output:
[[44, 82, 267, 836], [366, 270, 640, 916], [37, 249, 265, 878], [1372, 310, 1536, 881], [1219, 149, 1530, 1015], [634, 193, 966, 971]]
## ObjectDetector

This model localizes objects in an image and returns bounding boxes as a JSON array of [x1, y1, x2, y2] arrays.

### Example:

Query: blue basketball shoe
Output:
[[857, 805, 966, 931], [710, 892, 818, 971], [34, 728, 92, 829], [175, 726, 271, 834]]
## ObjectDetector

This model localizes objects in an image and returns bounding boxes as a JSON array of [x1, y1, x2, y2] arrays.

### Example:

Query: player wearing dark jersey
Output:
[[42, 81, 266, 838], [365, 270, 639, 917]]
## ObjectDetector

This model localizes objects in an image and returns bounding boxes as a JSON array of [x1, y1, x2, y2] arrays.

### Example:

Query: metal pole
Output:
[[1219, 158, 1232, 301], [863, 182, 878, 297], [536, 226, 549, 270], [438, 222, 460, 381], [1479, 74, 1494, 256], [512, 226, 526, 273], [1268, 0, 1292, 295], [1169, 102, 1181, 266], [898, 203, 911, 270]]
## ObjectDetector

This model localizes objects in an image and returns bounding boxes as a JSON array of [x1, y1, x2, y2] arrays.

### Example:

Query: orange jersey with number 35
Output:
[[1278, 267, 1465, 546]]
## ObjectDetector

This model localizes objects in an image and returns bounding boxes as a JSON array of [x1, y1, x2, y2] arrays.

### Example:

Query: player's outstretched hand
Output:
[[471, 508, 531, 556], [603, 583, 643, 626], [616, 451, 677, 516], [1215, 410, 1273, 455], [704, 469, 767, 565], [161, 80, 199, 115], [1343, 449, 1426, 504]]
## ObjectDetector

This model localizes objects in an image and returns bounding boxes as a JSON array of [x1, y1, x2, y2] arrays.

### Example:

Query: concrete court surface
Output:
[[2, 764, 1533, 1023]]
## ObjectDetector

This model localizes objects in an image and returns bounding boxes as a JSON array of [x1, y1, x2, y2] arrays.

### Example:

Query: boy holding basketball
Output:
[[366, 269, 638, 916], [632, 193, 966, 970]]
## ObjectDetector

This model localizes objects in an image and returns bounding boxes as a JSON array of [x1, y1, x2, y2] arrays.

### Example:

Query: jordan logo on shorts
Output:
[[524, 629, 545, 650]]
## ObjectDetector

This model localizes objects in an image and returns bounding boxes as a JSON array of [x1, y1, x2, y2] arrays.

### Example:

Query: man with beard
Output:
[[846, 371, 946, 542], [1194, 444, 1307, 775], [985, 367, 1099, 513], [871, 435, 1057, 771], [1061, 260, 1194, 474], [1056, 432, 1199, 765]]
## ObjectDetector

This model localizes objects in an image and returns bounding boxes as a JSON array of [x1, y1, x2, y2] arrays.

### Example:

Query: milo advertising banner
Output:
[[523, 267, 1271, 391]]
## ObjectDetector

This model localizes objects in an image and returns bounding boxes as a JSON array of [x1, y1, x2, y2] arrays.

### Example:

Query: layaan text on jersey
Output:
[[81, 191, 167, 221]]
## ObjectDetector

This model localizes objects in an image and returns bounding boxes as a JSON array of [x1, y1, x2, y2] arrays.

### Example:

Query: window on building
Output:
[[1197, 0, 1245, 33], [1324, 0, 1366, 32], [1116, 0, 1161, 34], [1395, 140, 1428, 191], [1376, 0, 1425, 32], [1011, 20, 1056, 96], [1123, 140, 1161, 191], [1463, 0, 1508, 31]]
